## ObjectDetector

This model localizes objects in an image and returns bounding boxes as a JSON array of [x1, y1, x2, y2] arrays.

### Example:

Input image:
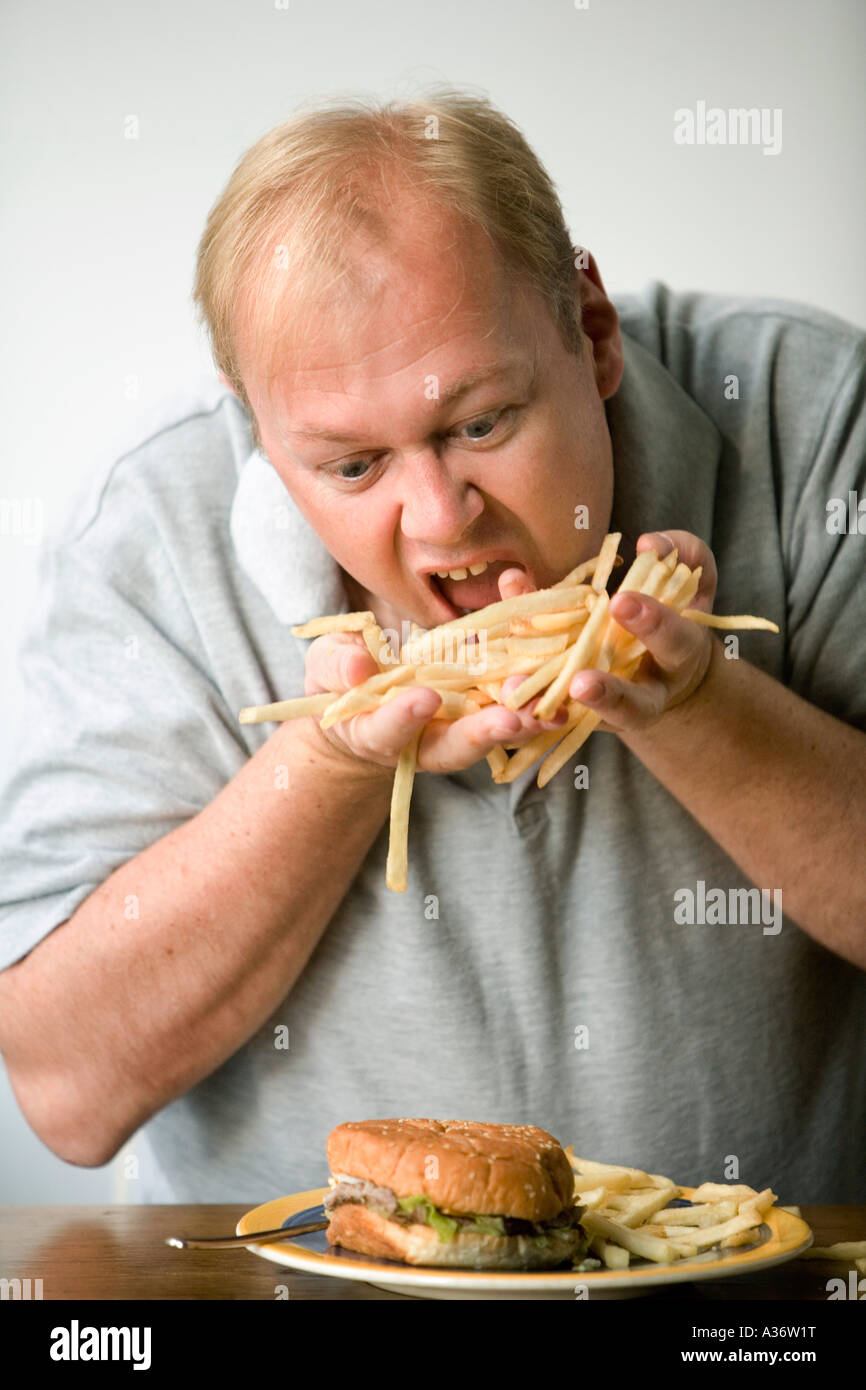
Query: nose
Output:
[[398, 448, 484, 544]]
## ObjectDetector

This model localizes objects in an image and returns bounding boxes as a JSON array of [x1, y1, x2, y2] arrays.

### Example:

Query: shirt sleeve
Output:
[[0, 514, 250, 973], [782, 338, 866, 729]]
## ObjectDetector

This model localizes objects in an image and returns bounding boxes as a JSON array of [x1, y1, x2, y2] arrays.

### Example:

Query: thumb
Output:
[[305, 631, 380, 696], [498, 566, 535, 601]]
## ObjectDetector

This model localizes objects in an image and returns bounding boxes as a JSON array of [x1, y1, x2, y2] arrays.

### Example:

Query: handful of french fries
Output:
[[564, 1150, 780, 1270], [238, 533, 778, 892]]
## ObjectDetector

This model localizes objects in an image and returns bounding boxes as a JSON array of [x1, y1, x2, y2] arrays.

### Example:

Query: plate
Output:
[[237, 1187, 813, 1300]]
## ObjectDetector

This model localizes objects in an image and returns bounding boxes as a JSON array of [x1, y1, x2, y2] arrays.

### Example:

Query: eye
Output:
[[333, 457, 376, 482], [458, 408, 510, 441], [328, 408, 515, 483]]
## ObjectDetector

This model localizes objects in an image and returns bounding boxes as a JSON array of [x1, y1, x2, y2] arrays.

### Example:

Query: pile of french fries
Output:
[[564, 1150, 780, 1270], [238, 534, 778, 892]]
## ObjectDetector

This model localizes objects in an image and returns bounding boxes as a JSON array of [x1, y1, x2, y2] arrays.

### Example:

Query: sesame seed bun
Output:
[[326, 1117, 575, 1222]]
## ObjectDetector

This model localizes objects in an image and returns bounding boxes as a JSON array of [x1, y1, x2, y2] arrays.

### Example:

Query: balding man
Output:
[[1, 91, 864, 1207]]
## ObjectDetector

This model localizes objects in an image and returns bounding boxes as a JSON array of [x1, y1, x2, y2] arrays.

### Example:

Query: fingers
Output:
[[636, 529, 718, 610], [605, 593, 710, 675], [335, 686, 444, 765], [417, 690, 566, 772], [568, 666, 668, 732], [498, 566, 534, 601], [336, 673, 569, 772], [562, 530, 717, 732], [304, 631, 381, 696], [498, 674, 570, 729]]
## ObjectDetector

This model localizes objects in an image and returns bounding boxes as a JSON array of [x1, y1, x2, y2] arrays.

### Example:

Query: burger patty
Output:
[[323, 1179, 584, 1237]]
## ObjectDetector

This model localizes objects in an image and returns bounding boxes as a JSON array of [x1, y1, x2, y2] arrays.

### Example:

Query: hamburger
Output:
[[324, 1118, 588, 1269]]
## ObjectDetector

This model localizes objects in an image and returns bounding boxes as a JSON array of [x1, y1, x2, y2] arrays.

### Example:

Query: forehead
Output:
[[239, 196, 546, 421]]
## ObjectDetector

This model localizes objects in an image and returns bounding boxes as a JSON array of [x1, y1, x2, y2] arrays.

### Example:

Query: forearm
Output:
[[1, 719, 393, 1164], [618, 638, 866, 969]]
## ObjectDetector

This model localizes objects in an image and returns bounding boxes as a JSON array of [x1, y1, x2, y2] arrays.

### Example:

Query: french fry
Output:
[[683, 611, 780, 632], [571, 1173, 634, 1195], [570, 1183, 609, 1207], [581, 1209, 685, 1264], [720, 1229, 760, 1249], [500, 648, 573, 712], [399, 584, 596, 662], [655, 1201, 738, 1226], [239, 692, 338, 724], [485, 745, 509, 779], [589, 1236, 631, 1269], [603, 1182, 679, 1227], [362, 622, 390, 668], [591, 531, 622, 593], [689, 1182, 762, 1203], [797, 1241, 866, 1261], [318, 666, 416, 729], [527, 605, 591, 633], [504, 634, 570, 656], [562, 1148, 784, 1273], [666, 1210, 769, 1251], [385, 729, 422, 893], [532, 591, 611, 721], [291, 610, 376, 638], [535, 653, 643, 788]]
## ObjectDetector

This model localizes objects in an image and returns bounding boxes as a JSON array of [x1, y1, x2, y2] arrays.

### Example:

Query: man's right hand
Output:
[[300, 577, 570, 776]]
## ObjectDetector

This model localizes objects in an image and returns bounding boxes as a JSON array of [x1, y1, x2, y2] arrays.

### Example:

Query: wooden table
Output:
[[1, 1205, 863, 1300]]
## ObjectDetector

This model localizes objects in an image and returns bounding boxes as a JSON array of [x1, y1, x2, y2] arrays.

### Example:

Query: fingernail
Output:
[[615, 594, 642, 621], [411, 698, 438, 718], [491, 720, 520, 739]]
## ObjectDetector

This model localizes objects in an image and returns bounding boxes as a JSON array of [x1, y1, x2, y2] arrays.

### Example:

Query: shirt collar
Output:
[[229, 330, 722, 626], [606, 331, 721, 558], [229, 446, 349, 627]]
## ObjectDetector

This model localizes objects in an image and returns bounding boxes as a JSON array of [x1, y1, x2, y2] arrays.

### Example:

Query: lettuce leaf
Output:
[[396, 1195, 458, 1243], [467, 1214, 507, 1237]]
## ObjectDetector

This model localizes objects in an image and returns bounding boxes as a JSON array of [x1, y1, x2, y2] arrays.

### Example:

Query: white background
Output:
[[1, 0, 864, 1200]]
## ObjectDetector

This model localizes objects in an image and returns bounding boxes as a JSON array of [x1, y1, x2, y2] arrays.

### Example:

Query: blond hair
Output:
[[192, 85, 582, 443]]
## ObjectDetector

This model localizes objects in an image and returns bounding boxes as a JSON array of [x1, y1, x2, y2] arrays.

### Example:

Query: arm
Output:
[[0, 717, 394, 1167], [615, 637, 866, 969], [0, 609, 559, 1169], [567, 531, 866, 970]]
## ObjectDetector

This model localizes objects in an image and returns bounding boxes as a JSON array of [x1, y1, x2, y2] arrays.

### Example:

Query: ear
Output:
[[573, 250, 623, 401]]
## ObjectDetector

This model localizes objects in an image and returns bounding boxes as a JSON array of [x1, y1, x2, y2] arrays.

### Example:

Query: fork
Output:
[[166, 1218, 328, 1249]]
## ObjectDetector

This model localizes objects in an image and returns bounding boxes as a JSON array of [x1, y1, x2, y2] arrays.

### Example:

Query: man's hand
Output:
[[566, 530, 718, 733], [301, 566, 569, 775]]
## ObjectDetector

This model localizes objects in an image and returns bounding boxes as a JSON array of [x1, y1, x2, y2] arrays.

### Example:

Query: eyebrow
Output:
[[286, 356, 534, 444]]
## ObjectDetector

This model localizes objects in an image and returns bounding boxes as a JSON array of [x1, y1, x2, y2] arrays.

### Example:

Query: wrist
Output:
[[665, 630, 719, 716], [620, 635, 725, 755], [288, 716, 396, 791]]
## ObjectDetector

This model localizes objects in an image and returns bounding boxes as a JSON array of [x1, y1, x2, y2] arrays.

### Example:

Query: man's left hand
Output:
[[566, 529, 718, 733]]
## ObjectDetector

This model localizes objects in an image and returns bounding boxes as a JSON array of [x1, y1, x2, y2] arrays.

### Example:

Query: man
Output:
[[0, 91, 864, 1206]]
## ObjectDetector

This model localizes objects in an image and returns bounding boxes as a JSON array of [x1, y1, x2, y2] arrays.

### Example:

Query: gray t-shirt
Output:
[[1, 282, 864, 1204]]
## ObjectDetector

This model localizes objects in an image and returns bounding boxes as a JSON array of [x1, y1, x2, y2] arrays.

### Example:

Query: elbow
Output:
[[6, 1064, 123, 1169], [51, 1129, 122, 1170]]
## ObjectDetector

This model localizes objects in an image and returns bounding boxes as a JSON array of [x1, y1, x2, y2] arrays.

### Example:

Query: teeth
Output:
[[432, 560, 490, 581]]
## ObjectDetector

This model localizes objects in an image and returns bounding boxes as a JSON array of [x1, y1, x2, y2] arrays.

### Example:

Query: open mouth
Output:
[[425, 560, 528, 617]]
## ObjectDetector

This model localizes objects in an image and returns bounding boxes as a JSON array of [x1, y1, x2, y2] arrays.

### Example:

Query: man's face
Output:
[[237, 197, 623, 631]]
